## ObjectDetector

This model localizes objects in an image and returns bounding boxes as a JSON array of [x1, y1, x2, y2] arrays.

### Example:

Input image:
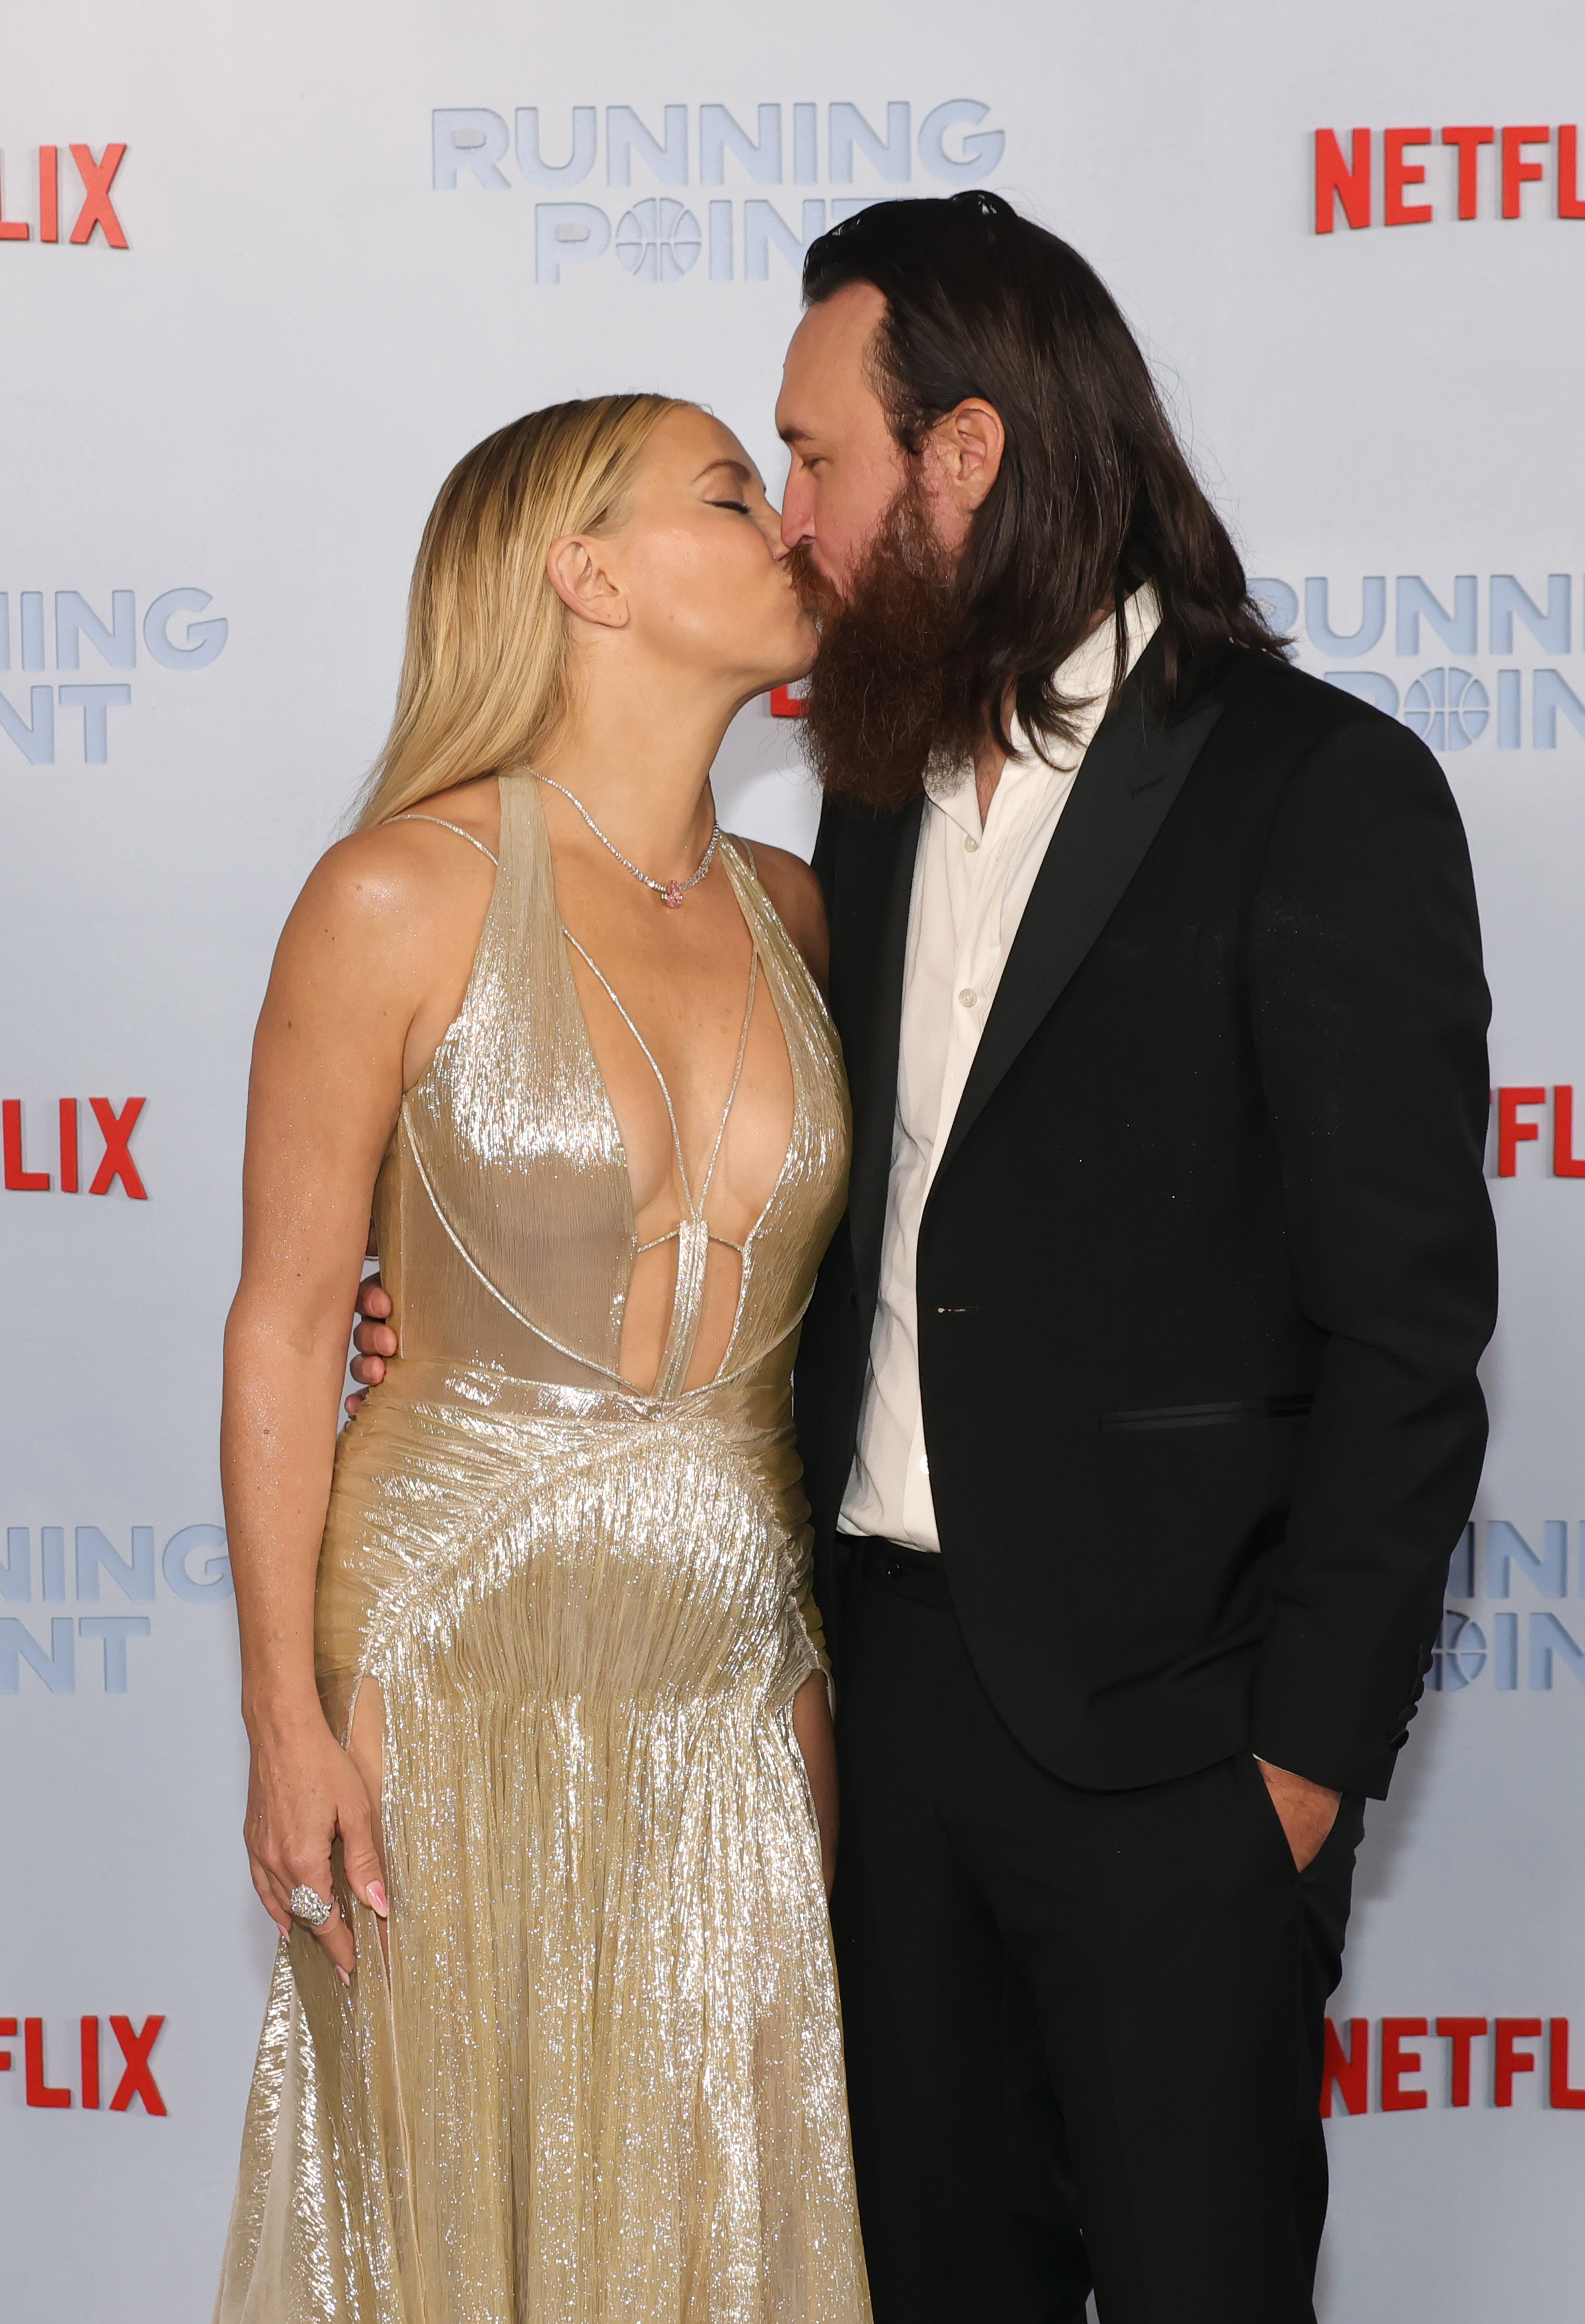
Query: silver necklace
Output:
[[534, 772, 720, 909]]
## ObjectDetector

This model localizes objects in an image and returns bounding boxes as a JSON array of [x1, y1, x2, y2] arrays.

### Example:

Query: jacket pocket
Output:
[[1099, 1393, 1314, 1433]]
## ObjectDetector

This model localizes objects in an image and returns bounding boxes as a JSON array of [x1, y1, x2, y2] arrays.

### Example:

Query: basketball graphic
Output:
[[1403, 667, 1490, 751], [614, 198, 703, 283]]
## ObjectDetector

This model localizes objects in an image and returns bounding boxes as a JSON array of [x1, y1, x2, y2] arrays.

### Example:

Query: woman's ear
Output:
[[546, 535, 629, 629]]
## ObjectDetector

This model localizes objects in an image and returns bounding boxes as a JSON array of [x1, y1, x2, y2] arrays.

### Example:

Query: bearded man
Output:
[[779, 192, 1495, 2322]]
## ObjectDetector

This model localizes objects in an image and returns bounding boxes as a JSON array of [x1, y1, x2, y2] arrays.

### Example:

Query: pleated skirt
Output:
[[214, 1365, 871, 2324]]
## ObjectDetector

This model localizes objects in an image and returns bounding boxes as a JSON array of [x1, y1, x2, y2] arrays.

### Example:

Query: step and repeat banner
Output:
[[3, 4, 1583, 2319]]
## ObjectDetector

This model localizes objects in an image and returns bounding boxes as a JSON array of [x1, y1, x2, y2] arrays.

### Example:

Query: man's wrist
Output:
[[1255, 1748, 1329, 1785], [1253, 1753, 1343, 1801]]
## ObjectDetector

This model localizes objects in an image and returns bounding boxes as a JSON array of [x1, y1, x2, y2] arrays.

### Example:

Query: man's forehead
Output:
[[786, 281, 886, 367], [777, 284, 888, 433]]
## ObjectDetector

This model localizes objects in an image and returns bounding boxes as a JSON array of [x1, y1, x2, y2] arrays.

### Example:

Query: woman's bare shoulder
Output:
[[371, 773, 502, 857], [736, 838, 829, 990], [280, 779, 500, 989]]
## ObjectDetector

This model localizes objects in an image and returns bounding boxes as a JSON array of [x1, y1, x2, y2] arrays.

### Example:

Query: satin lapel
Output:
[[929, 682, 1224, 1193], [836, 798, 923, 1300]]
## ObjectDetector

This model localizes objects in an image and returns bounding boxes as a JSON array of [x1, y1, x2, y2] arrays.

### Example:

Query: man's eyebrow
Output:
[[777, 423, 815, 447]]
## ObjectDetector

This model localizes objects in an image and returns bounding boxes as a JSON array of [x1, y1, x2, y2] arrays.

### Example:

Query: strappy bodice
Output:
[[375, 773, 849, 1403]]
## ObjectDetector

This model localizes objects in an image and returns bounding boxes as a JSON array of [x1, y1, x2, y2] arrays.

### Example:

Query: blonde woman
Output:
[[214, 397, 868, 2323]]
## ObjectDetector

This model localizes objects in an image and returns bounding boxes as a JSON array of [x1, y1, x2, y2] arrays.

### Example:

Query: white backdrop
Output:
[[4, 5, 1585, 2318]]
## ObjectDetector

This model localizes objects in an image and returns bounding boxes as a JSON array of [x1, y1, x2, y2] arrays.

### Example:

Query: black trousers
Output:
[[830, 1541, 1366, 2324]]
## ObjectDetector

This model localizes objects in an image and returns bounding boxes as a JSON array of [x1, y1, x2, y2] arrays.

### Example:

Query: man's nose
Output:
[[780, 469, 815, 550]]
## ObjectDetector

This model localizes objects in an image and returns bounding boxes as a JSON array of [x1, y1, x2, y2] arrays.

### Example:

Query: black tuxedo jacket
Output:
[[796, 644, 1496, 1800]]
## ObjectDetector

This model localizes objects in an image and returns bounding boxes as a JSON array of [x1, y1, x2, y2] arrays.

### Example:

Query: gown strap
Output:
[[563, 929, 759, 1400], [391, 813, 501, 867]]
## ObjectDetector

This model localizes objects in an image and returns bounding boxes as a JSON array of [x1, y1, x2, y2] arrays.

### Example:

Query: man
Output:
[[777, 194, 1494, 2322], [352, 192, 1494, 2320]]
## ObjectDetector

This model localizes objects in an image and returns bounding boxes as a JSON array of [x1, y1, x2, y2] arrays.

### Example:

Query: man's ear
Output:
[[546, 535, 629, 629], [921, 397, 1006, 525]]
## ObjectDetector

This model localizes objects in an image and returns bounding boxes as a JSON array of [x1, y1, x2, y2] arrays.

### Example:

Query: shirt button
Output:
[[964, 835, 980, 852], [959, 987, 978, 1008]]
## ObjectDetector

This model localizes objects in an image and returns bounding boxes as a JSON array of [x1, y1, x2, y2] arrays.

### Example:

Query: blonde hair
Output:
[[355, 393, 688, 830]]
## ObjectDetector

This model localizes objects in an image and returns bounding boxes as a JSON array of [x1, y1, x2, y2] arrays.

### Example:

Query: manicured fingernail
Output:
[[368, 1882, 388, 1917], [336, 1965, 351, 1987]]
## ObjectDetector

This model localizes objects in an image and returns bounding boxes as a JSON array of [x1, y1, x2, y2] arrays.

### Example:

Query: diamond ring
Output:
[[289, 1885, 335, 1929]]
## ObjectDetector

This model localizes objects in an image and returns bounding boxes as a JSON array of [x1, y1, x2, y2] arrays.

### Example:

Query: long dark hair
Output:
[[801, 191, 1287, 759]]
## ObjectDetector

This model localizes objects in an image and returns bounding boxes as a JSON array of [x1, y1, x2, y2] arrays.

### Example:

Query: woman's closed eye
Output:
[[709, 498, 752, 515]]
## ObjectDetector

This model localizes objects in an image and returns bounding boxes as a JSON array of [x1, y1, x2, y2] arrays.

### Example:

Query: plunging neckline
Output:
[[553, 840, 802, 1397], [560, 929, 761, 1256]]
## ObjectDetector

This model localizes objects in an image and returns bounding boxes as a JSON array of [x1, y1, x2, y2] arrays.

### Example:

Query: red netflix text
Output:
[[1322, 2015, 1585, 2115], [2, 1098, 146, 1198], [1315, 125, 1585, 232], [0, 2014, 165, 2113], [1490, 1086, 1585, 1178], [0, 145, 127, 247]]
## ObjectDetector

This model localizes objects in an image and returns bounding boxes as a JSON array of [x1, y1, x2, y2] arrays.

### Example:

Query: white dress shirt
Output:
[[838, 587, 1161, 1551]]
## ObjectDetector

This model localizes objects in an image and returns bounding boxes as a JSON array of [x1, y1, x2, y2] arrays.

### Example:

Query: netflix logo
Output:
[[1489, 1086, 1585, 1178], [1315, 124, 1585, 233], [0, 145, 127, 248], [2, 1098, 145, 1197], [1323, 2016, 1585, 2116], [0, 2014, 164, 2114]]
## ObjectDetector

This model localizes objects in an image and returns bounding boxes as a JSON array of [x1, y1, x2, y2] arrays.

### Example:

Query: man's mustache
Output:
[[784, 543, 844, 629]]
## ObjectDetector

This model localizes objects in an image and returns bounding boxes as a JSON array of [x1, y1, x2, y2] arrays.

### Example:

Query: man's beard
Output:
[[787, 473, 980, 813]]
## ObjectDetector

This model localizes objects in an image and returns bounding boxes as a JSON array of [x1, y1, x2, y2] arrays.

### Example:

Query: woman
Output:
[[214, 395, 868, 2324]]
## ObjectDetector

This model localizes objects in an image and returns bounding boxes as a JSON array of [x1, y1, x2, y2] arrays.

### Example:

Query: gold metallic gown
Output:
[[215, 773, 867, 2324]]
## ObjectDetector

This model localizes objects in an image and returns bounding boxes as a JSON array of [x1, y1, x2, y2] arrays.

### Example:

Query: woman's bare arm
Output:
[[223, 807, 493, 1974]]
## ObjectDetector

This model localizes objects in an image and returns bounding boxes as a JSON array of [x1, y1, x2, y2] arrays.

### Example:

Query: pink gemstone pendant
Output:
[[662, 881, 685, 909]]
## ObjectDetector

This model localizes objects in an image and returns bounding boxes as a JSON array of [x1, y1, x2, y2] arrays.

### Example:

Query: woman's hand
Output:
[[244, 1714, 387, 1982], [792, 1670, 839, 1897]]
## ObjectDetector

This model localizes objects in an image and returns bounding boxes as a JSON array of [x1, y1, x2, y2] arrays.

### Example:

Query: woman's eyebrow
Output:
[[695, 457, 756, 489]]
